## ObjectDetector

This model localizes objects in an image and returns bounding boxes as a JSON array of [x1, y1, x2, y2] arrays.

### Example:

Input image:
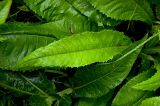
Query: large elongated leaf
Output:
[[0, 21, 77, 39], [17, 30, 131, 70], [70, 41, 141, 98], [0, 33, 56, 70], [0, 20, 79, 70], [112, 69, 154, 106], [140, 97, 160, 106], [87, 0, 154, 24], [0, 0, 12, 24], [24, 0, 97, 31], [0, 20, 97, 38], [133, 64, 160, 91]]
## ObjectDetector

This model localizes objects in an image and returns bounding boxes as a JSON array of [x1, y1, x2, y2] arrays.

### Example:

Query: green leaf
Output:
[[0, 0, 12, 24], [0, 37, 7, 42], [66, 0, 120, 26], [28, 96, 53, 106], [140, 97, 160, 106], [23, 0, 97, 31], [87, 0, 154, 24], [112, 69, 155, 106], [133, 64, 160, 91], [54, 95, 71, 106], [70, 41, 141, 98], [0, 21, 76, 39], [0, 23, 58, 70], [0, 33, 56, 70], [0, 70, 56, 96], [78, 91, 114, 106], [0, 20, 97, 38], [17, 30, 131, 70]]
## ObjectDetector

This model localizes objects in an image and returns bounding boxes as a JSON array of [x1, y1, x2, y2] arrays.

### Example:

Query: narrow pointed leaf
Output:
[[0, 20, 97, 38], [133, 64, 160, 91], [17, 30, 131, 70], [112, 69, 155, 106], [87, 0, 153, 24], [0, 0, 12, 24], [0, 21, 78, 39]]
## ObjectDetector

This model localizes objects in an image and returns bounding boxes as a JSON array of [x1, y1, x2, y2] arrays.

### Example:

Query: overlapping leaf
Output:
[[66, 0, 120, 26], [71, 41, 142, 98], [0, 0, 12, 24], [87, 0, 154, 24], [0, 33, 56, 70], [24, 0, 97, 31], [0, 21, 74, 39], [0, 20, 84, 70], [17, 30, 131, 70], [140, 97, 160, 106], [133, 64, 160, 91], [112, 69, 154, 106]]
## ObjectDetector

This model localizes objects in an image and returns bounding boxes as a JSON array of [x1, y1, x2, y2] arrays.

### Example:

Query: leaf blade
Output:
[[17, 30, 131, 70], [112, 69, 154, 106], [140, 97, 160, 106], [71, 41, 141, 98], [133, 64, 160, 91], [87, 0, 154, 24], [0, 0, 12, 24]]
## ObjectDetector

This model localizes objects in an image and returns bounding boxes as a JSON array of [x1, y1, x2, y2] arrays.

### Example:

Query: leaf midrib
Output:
[[20, 46, 127, 65]]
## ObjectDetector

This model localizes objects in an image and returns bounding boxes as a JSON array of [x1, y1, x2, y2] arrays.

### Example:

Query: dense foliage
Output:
[[0, 0, 160, 105]]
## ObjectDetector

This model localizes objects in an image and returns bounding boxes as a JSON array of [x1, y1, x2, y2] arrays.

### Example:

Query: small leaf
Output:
[[17, 30, 131, 70], [0, 0, 12, 24], [87, 0, 154, 24], [133, 63, 160, 91], [140, 97, 160, 106], [112, 69, 155, 106]]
